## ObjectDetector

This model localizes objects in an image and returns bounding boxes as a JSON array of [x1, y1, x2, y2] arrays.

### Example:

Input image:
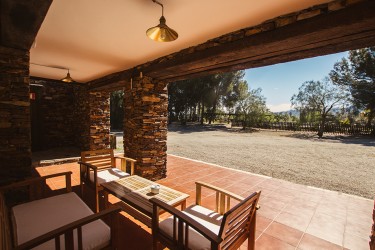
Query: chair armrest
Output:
[[195, 181, 246, 214], [78, 161, 98, 170], [15, 206, 122, 250], [114, 156, 136, 175], [78, 161, 99, 187], [195, 181, 244, 202], [0, 172, 72, 193], [150, 198, 222, 247], [114, 156, 136, 163]]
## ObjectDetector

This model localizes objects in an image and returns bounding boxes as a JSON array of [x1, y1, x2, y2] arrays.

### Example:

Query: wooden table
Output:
[[101, 175, 189, 227]]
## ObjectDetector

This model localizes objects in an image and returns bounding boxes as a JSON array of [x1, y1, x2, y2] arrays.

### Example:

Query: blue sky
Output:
[[244, 52, 348, 112]]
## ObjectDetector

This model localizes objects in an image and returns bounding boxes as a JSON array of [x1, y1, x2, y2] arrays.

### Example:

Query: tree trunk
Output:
[[317, 115, 326, 138], [209, 108, 216, 124], [200, 103, 204, 125], [208, 106, 214, 124], [242, 111, 247, 130], [181, 104, 187, 125], [367, 109, 374, 127], [197, 102, 201, 123], [209, 96, 218, 125]]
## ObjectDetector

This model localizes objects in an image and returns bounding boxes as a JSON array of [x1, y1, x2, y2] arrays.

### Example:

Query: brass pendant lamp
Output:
[[61, 69, 74, 83], [146, 0, 178, 42], [31, 63, 75, 83]]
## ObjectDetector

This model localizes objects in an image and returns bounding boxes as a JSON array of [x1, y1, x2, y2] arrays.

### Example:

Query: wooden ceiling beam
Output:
[[0, 0, 52, 50], [89, 0, 375, 91], [156, 29, 375, 83]]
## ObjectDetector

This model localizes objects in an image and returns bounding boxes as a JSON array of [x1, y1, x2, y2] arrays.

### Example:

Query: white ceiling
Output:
[[30, 0, 333, 83]]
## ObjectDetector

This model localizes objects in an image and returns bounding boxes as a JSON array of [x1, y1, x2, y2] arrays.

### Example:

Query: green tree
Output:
[[223, 79, 248, 113], [168, 70, 246, 125], [291, 78, 348, 138], [330, 47, 375, 126], [236, 87, 268, 129], [168, 79, 201, 124], [195, 75, 212, 124], [273, 113, 290, 122], [205, 71, 245, 124], [168, 76, 211, 124], [110, 90, 124, 130]]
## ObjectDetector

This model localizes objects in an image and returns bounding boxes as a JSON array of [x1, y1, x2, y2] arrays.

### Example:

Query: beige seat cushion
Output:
[[12, 192, 110, 250], [89, 168, 129, 184], [159, 205, 223, 250]]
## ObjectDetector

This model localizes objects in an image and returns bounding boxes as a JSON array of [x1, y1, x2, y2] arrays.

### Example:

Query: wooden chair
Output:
[[151, 181, 261, 250], [0, 171, 121, 250], [78, 149, 136, 212]]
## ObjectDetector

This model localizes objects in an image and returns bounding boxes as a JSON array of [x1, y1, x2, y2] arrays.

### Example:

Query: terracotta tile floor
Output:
[[34, 154, 373, 250]]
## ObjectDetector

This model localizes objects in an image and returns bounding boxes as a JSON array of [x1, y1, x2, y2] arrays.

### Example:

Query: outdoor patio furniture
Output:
[[150, 181, 261, 250], [0, 171, 121, 250], [79, 149, 136, 212], [101, 175, 189, 227]]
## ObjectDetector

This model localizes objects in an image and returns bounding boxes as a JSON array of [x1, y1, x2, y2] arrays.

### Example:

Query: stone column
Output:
[[74, 86, 90, 150], [75, 88, 110, 151], [123, 76, 168, 180], [88, 91, 110, 150], [0, 46, 31, 184]]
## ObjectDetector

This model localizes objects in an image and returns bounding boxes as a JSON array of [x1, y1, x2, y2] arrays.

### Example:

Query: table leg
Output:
[[181, 200, 186, 210], [103, 190, 109, 209]]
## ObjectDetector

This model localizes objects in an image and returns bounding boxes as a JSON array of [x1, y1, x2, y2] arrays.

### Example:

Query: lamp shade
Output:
[[146, 16, 178, 42], [61, 70, 74, 82]]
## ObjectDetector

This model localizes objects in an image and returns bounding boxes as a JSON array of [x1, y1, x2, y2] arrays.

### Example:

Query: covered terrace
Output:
[[35, 155, 373, 249], [29, 155, 373, 249], [1, 0, 375, 249]]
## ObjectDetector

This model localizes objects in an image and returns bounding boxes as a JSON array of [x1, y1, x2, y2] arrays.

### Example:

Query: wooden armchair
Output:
[[78, 149, 136, 212], [151, 181, 261, 250], [0, 171, 121, 250]]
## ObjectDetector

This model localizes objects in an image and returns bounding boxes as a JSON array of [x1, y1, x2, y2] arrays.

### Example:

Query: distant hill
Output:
[[273, 109, 300, 116], [273, 106, 356, 117]]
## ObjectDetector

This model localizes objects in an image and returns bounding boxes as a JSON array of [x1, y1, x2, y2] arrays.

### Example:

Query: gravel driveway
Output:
[[167, 124, 375, 199]]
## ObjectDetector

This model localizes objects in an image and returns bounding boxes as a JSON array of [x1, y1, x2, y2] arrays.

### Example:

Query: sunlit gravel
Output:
[[167, 124, 375, 199]]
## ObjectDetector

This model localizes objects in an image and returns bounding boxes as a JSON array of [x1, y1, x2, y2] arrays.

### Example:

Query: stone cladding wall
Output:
[[87, 91, 110, 150], [28, 78, 110, 151], [123, 76, 168, 180], [0, 46, 31, 184], [30, 78, 78, 149], [73, 86, 90, 150]]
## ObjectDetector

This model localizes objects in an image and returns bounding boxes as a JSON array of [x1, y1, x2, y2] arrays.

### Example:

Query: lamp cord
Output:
[[30, 62, 68, 71], [152, 0, 164, 16]]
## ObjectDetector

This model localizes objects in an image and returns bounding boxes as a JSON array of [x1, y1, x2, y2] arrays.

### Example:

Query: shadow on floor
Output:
[[32, 146, 81, 166], [168, 123, 235, 134], [282, 132, 375, 147]]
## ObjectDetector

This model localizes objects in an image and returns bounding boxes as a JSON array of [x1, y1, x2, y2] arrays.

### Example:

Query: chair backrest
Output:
[[81, 149, 115, 170], [218, 191, 260, 250], [0, 193, 12, 250]]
